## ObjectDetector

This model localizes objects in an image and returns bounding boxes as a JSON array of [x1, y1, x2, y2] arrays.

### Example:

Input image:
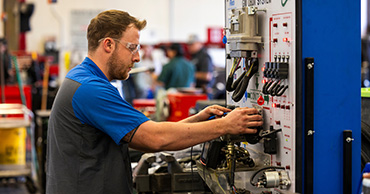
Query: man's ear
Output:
[[103, 39, 114, 53]]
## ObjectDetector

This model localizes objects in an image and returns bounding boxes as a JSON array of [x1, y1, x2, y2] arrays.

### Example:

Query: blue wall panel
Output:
[[301, 0, 361, 193]]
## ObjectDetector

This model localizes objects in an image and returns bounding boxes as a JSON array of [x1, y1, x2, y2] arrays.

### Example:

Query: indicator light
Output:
[[283, 22, 288, 27], [273, 23, 278, 27], [222, 35, 227, 44], [283, 37, 289, 42], [272, 103, 276, 108], [262, 79, 267, 84]]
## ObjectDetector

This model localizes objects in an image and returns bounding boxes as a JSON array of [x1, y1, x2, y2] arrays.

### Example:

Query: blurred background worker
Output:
[[131, 44, 159, 99], [155, 43, 194, 89], [0, 38, 13, 85], [187, 34, 215, 98]]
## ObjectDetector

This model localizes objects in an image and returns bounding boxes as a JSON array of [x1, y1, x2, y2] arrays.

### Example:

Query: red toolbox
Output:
[[167, 92, 207, 122]]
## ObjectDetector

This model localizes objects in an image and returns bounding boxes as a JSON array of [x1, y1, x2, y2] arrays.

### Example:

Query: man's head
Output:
[[87, 10, 147, 81], [87, 10, 147, 52], [187, 34, 203, 54], [167, 43, 184, 59]]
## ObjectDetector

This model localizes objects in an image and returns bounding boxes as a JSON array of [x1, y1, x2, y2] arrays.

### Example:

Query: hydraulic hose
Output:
[[226, 58, 242, 92], [232, 58, 259, 102]]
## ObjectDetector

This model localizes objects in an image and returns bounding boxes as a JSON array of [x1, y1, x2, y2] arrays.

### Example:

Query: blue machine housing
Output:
[[300, 0, 361, 193]]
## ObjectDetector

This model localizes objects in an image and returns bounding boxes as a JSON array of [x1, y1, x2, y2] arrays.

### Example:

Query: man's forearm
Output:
[[129, 107, 262, 153], [195, 72, 212, 81], [129, 120, 225, 152]]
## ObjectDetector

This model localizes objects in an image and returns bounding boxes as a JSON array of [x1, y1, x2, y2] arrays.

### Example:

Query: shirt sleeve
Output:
[[72, 79, 150, 145]]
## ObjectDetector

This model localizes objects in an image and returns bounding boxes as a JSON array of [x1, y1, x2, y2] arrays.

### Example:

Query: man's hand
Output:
[[196, 105, 231, 122], [179, 105, 231, 123], [222, 107, 263, 134], [364, 173, 370, 179]]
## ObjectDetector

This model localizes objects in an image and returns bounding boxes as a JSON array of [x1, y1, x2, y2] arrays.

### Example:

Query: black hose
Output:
[[276, 85, 288, 96], [262, 81, 273, 94], [232, 74, 252, 102], [232, 58, 259, 102], [226, 58, 243, 92]]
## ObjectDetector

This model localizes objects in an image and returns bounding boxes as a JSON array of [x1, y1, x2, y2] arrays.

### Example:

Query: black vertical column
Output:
[[295, 0, 303, 192], [304, 57, 314, 194], [343, 130, 353, 194]]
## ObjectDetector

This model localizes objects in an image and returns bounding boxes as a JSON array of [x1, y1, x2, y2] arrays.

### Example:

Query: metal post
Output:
[[343, 130, 353, 194], [304, 57, 314, 194]]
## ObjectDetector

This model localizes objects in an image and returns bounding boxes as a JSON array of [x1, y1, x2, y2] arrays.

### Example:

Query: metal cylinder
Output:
[[264, 171, 280, 188]]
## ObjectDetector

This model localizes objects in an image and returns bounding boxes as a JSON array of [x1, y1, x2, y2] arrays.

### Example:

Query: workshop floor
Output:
[[0, 184, 32, 194], [0, 178, 40, 194]]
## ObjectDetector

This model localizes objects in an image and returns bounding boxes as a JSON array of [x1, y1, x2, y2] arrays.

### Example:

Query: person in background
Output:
[[46, 10, 263, 194], [187, 34, 214, 98], [154, 43, 194, 89], [132, 44, 159, 99], [0, 38, 13, 85], [365, 173, 370, 178]]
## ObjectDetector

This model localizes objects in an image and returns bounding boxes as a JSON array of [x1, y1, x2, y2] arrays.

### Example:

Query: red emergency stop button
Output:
[[257, 95, 265, 105]]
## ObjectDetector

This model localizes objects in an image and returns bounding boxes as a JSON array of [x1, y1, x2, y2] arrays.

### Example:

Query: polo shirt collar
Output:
[[82, 57, 109, 81]]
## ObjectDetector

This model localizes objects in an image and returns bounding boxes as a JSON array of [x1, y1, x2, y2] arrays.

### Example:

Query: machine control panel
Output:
[[198, 0, 297, 193]]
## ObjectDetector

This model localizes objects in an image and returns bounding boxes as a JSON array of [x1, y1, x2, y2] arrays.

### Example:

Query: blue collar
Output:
[[81, 57, 109, 82]]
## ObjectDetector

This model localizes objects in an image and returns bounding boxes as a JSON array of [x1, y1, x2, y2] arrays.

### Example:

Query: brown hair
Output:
[[87, 10, 147, 51]]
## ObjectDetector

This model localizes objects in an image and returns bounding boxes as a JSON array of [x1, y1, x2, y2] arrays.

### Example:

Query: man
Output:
[[157, 43, 194, 89], [0, 38, 12, 84], [46, 10, 263, 194], [187, 34, 214, 97]]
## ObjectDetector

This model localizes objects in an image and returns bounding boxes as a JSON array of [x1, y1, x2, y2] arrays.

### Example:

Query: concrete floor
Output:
[[0, 184, 31, 194], [0, 178, 40, 194]]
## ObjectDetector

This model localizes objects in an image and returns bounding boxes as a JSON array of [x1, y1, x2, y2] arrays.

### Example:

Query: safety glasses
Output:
[[98, 37, 140, 55]]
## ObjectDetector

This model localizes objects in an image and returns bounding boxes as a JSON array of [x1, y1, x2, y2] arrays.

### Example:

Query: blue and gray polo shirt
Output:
[[46, 57, 149, 194]]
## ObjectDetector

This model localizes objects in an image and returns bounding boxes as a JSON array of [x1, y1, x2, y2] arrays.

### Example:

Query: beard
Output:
[[107, 50, 131, 80]]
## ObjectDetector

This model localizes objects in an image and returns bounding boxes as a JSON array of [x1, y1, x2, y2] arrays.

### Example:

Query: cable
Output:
[[214, 172, 227, 194], [226, 58, 242, 92], [229, 154, 236, 191], [232, 58, 259, 102], [232, 185, 238, 194], [11, 56, 27, 106]]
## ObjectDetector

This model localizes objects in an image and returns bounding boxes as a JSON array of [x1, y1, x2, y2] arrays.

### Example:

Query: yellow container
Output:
[[0, 127, 26, 165]]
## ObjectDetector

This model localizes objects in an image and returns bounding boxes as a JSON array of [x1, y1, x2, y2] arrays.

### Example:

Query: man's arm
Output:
[[195, 71, 213, 82], [151, 72, 165, 87], [179, 105, 230, 123], [128, 107, 262, 152]]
